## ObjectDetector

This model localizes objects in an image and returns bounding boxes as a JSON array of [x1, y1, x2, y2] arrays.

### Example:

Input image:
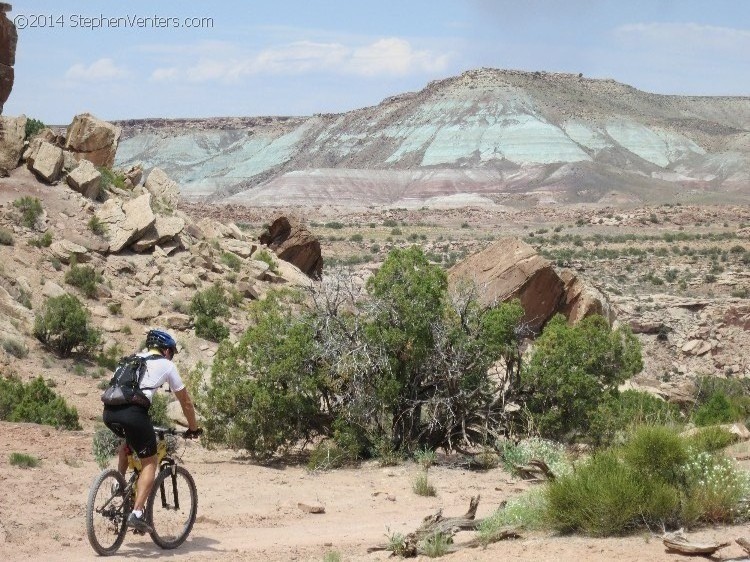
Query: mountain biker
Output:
[[102, 329, 202, 532]]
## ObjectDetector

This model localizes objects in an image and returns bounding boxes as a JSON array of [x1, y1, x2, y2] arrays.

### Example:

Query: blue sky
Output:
[[5, 1, 750, 123]]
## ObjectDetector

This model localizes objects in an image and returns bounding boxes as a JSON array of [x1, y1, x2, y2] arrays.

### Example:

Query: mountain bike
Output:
[[85, 426, 199, 556]]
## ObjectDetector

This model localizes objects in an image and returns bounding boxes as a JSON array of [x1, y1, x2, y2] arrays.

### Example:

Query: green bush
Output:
[[307, 440, 357, 471], [97, 167, 127, 190], [25, 118, 46, 139], [694, 392, 739, 426], [221, 251, 242, 271], [478, 488, 546, 543], [28, 231, 52, 248], [589, 390, 681, 446], [621, 425, 688, 485], [420, 531, 450, 557], [0, 375, 81, 430], [13, 197, 43, 228], [88, 216, 106, 235], [412, 470, 436, 496], [687, 426, 738, 453], [680, 452, 750, 524], [522, 314, 643, 440], [9, 452, 41, 468], [546, 451, 650, 536], [191, 283, 230, 341], [150, 392, 173, 428], [0, 227, 14, 245], [255, 249, 278, 273], [500, 437, 571, 478], [64, 263, 101, 299], [33, 294, 101, 357]]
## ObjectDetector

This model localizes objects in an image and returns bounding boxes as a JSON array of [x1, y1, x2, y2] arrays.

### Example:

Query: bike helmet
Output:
[[145, 329, 178, 354]]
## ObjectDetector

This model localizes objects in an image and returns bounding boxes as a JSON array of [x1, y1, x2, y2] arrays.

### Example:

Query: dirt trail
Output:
[[2, 421, 750, 561]]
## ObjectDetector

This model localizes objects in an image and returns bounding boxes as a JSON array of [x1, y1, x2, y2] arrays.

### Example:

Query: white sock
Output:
[[133, 509, 143, 518]]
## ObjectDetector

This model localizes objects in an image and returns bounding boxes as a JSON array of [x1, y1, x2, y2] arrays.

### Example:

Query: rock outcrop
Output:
[[66, 159, 102, 200], [65, 113, 121, 168], [29, 141, 64, 183], [96, 193, 156, 252], [0, 113, 24, 174], [144, 167, 179, 208], [448, 238, 565, 331], [0, 4, 16, 114], [259, 216, 323, 279], [558, 269, 614, 324]]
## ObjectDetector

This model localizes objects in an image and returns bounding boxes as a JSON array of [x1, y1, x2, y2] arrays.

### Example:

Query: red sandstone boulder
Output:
[[259, 216, 322, 279]]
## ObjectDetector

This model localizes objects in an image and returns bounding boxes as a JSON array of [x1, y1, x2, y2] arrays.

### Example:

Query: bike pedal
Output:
[[132, 528, 146, 536]]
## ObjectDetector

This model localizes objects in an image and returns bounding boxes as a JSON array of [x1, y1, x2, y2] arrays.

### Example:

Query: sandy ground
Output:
[[2, 422, 750, 562]]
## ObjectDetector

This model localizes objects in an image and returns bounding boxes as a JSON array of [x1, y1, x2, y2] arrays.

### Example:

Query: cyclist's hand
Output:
[[184, 428, 203, 439]]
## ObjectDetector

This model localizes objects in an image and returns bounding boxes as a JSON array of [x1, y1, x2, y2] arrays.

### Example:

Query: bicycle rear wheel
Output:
[[86, 469, 129, 556], [146, 464, 198, 549]]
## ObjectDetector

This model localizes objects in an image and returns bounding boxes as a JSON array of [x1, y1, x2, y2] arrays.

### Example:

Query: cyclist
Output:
[[102, 329, 201, 532]]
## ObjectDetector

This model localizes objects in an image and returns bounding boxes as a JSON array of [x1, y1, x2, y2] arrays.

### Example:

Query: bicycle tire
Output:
[[146, 464, 198, 549], [86, 469, 129, 556]]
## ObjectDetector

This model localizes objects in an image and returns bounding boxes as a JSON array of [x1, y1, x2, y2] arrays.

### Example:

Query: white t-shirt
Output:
[[137, 351, 185, 403]]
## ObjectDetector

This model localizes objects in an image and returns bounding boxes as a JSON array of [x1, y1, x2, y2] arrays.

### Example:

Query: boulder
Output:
[[65, 113, 121, 168], [49, 239, 90, 264], [130, 215, 185, 252], [161, 312, 192, 331], [0, 6, 16, 113], [448, 238, 565, 331], [219, 238, 255, 258], [66, 159, 102, 200], [99, 193, 156, 253], [0, 114, 25, 174], [259, 216, 323, 279], [123, 163, 143, 187], [144, 167, 180, 208], [29, 141, 64, 183], [41, 280, 66, 298], [558, 269, 614, 325], [129, 294, 161, 321]]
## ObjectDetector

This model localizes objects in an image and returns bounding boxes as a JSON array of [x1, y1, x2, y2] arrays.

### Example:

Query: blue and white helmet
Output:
[[146, 329, 178, 354]]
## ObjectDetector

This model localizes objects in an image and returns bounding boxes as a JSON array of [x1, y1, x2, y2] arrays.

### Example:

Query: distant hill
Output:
[[115, 68, 750, 207]]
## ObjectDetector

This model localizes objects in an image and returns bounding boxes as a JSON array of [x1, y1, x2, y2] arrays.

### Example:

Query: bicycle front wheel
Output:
[[146, 465, 198, 549], [86, 469, 129, 556]]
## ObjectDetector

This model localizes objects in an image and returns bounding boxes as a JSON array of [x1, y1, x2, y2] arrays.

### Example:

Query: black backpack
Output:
[[101, 354, 162, 408]]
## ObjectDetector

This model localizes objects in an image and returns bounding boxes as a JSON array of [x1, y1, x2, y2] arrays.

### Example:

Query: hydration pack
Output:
[[101, 354, 161, 408]]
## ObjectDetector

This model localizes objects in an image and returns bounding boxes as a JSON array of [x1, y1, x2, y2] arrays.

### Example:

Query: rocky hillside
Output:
[[115, 68, 750, 207]]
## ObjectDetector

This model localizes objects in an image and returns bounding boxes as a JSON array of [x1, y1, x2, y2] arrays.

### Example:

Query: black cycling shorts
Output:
[[103, 404, 157, 458]]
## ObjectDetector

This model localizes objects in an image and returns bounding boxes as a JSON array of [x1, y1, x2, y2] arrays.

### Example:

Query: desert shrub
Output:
[[325, 221, 344, 229], [13, 196, 43, 228], [255, 249, 278, 273], [546, 451, 646, 536], [420, 531, 450, 557], [28, 231, 52, 248], [191, 283, 230, 342], [95, 343, 122, 371], [621, 425, 688, 485], [680, 452, 750, 524], [88, 216, 106, 235], [694, 377, 750, 423], [414, 447, 437, 470], [350, 233, 363, 243], [694, 392, 736, 426], [33, 294, 101, 357], [92, 425, 123, 468], [64, 263, 101, 299], [97, 166, 127, 190], [500, 437, 571, 478], [220, 251, 242, 271], [322, 552, 342, 562], [687, 426, 738, 453], [0, 375, 81, 430], [522, 314, 643, 440], [589, 390, 681, 446], [25, 117, 46, 139], [412, 470, 436, 496], [9, 452, 40, 468], [1, 337, 28, 358], [150, 392, 173, 428], [0, 227, 13, 245], [478, 488, 547, 543], [306, 439, 358, 471]]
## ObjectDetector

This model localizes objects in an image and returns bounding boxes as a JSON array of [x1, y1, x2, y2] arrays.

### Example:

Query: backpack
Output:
[[101, 354, 162, 409]]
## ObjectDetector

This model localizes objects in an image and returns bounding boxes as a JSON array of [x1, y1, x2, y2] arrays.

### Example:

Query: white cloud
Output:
[[65, 58, 129, 82], [150, 37, 450, 83]]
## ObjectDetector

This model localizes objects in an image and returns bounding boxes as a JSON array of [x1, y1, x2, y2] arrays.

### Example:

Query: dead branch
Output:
[[736, 537, 750, 555], [662, 531, 730, 555], [514, 459, 555, 481]]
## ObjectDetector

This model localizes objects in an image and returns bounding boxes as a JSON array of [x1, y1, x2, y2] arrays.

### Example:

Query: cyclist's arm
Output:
[[174, 387, 199, 432]]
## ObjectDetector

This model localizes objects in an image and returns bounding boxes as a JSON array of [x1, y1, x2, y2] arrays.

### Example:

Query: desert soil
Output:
[[2, 421, 750, 562]]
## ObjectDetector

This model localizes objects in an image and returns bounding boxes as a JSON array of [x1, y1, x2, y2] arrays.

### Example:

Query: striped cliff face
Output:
[[115, 68, 750, 207]]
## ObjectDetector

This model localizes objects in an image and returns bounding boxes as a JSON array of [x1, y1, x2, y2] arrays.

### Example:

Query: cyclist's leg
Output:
[[133, 454, 157, 511]]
